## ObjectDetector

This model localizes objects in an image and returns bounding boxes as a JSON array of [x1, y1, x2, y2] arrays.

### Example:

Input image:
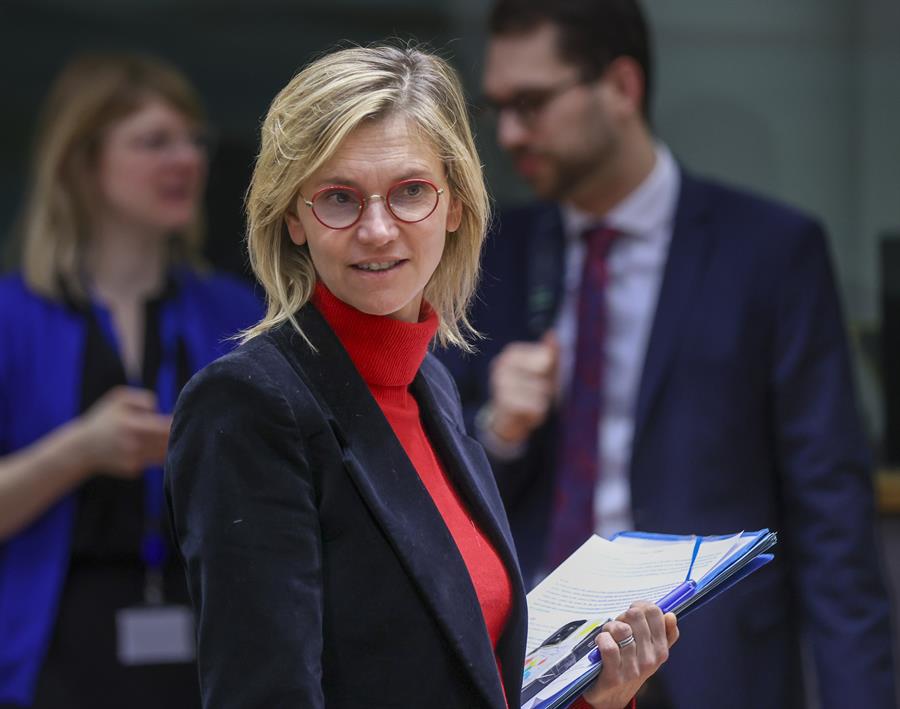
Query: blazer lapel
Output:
[[273, 308, 511, 709], [633, 172, 715, 449], [413, 358, 520, 571], [413, 357, 529, 699]]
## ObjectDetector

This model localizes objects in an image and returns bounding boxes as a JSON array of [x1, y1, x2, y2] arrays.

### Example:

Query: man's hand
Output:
[[484, 331, 559, 446]]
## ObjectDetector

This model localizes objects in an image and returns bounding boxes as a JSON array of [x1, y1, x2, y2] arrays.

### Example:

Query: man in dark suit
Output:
[[438, 1, 897, 707]]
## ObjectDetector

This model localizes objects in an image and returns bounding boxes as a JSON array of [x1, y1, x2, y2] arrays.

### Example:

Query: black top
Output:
[[29, 293, 200, 709], [70, 293, 190, 561]]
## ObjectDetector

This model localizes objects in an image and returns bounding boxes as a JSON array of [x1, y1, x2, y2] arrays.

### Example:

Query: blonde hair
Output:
[[244, 44, 490, 350], [16, 52, 207, 301]]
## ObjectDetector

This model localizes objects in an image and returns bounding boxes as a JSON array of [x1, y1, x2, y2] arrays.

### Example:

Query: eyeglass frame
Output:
[[481, 74, 596, 128], [300, 178, 446, 230]]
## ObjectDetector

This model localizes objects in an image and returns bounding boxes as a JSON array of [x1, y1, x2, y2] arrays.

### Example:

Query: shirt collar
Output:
[[561, 142, 681, 242]]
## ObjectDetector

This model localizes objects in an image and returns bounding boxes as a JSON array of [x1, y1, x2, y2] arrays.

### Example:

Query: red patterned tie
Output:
[[546, 225, 619, 569]]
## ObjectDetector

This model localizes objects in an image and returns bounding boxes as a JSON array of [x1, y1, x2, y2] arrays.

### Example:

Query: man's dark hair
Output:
[[489, 0, 653, 118]]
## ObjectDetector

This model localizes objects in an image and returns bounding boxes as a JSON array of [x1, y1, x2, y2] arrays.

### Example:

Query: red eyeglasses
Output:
[[301, 178, 444, 230]]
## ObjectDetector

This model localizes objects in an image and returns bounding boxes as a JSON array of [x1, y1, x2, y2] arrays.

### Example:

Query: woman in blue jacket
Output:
[[0, 53, 259, 708]]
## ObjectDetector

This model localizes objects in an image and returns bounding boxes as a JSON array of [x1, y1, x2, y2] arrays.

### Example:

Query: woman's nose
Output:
[[355, 196, 399, 245]]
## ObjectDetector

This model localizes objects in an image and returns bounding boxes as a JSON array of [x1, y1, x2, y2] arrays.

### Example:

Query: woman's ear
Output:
[[446, 196, 463, 234], [284, 208, 307, 246]]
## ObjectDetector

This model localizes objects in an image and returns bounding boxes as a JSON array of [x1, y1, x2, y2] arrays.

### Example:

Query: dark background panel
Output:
[[0, 0, 491, 277]]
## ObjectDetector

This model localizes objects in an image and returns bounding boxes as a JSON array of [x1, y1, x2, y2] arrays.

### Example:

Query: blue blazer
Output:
[[165, 304, 529, 709], [0, 269, 261, 706], [439, 172, 896, 708]]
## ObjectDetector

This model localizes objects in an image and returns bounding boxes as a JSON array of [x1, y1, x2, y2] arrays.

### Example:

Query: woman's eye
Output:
[[404, 183, 423, 197], [135, 132, 170, 150], [325, 190, 354, 205]]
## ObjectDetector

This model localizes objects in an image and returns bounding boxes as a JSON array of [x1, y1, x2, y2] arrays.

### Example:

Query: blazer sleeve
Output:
[[770, 221, 895, 705], [165, 350, 325, 709]]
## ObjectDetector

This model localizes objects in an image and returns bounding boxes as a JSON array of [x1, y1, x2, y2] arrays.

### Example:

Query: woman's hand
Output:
[[581, 601, 679, 709], [0, 386, 172, 540], [75, 386, 172, 478]]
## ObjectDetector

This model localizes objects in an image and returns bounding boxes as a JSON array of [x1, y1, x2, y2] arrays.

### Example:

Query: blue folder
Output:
[[525, 529, 777, 709]]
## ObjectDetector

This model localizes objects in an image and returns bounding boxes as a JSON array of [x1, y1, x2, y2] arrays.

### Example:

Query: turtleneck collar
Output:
[[312, 282, 439, 388]]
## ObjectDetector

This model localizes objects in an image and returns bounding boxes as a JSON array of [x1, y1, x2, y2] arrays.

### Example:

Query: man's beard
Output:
[[515, 139, 617, 202]]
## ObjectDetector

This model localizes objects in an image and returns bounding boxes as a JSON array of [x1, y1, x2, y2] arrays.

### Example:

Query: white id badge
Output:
[[115, 605, 196, 666]]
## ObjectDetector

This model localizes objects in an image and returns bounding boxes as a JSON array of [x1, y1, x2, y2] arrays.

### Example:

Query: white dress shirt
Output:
[[556, 144, 680, 538]]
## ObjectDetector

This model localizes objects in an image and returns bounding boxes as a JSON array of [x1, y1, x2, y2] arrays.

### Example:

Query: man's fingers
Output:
[[540, 330, 560, 367], [491, 351, 557, 426], [493, 372, 555, 408], [494, 341, 558, 377], [486, 339, 561, 442]]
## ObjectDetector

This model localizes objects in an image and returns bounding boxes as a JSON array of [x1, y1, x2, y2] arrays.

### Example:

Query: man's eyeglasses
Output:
[[480, 76, 590, 128], [301, 178, 444, 230]]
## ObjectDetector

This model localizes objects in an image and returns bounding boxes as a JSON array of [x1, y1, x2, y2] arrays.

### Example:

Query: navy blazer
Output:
[[166, 304, 528, 709], [438, 171, 896, 708]]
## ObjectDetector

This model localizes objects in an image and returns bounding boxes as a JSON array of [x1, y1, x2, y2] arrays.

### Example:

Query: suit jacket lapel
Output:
[[273, 308, 512, 709], [633, 172, 715, 449]]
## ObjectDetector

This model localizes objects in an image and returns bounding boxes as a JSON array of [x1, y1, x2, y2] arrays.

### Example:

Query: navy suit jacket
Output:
[[166, 304, 528, 708], [439, 171, 896, 708]]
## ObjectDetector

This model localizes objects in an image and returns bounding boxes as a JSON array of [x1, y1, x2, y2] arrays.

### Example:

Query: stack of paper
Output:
[[521, 529, 777, 709]]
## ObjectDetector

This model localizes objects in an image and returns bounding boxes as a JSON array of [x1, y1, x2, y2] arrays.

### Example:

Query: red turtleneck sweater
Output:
[[313, 284, 513, 703], [313, 285, 636, 709]]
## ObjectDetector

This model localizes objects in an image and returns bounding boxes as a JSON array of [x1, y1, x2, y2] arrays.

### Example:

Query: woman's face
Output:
[[94, 97, 207, 234], [285, 114, 461, 323]]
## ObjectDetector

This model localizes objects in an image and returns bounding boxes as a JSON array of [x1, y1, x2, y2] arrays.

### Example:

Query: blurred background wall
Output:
[[1, 0, 898, 681], [2, 0, 898, 432]]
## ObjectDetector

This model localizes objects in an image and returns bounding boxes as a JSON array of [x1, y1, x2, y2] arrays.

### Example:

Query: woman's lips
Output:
[[351, 259, 407, 273]]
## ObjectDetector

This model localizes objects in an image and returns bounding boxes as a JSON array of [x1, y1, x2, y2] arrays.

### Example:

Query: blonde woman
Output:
[[166, 44, 676, 709], [0, 54, 259, 707]]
